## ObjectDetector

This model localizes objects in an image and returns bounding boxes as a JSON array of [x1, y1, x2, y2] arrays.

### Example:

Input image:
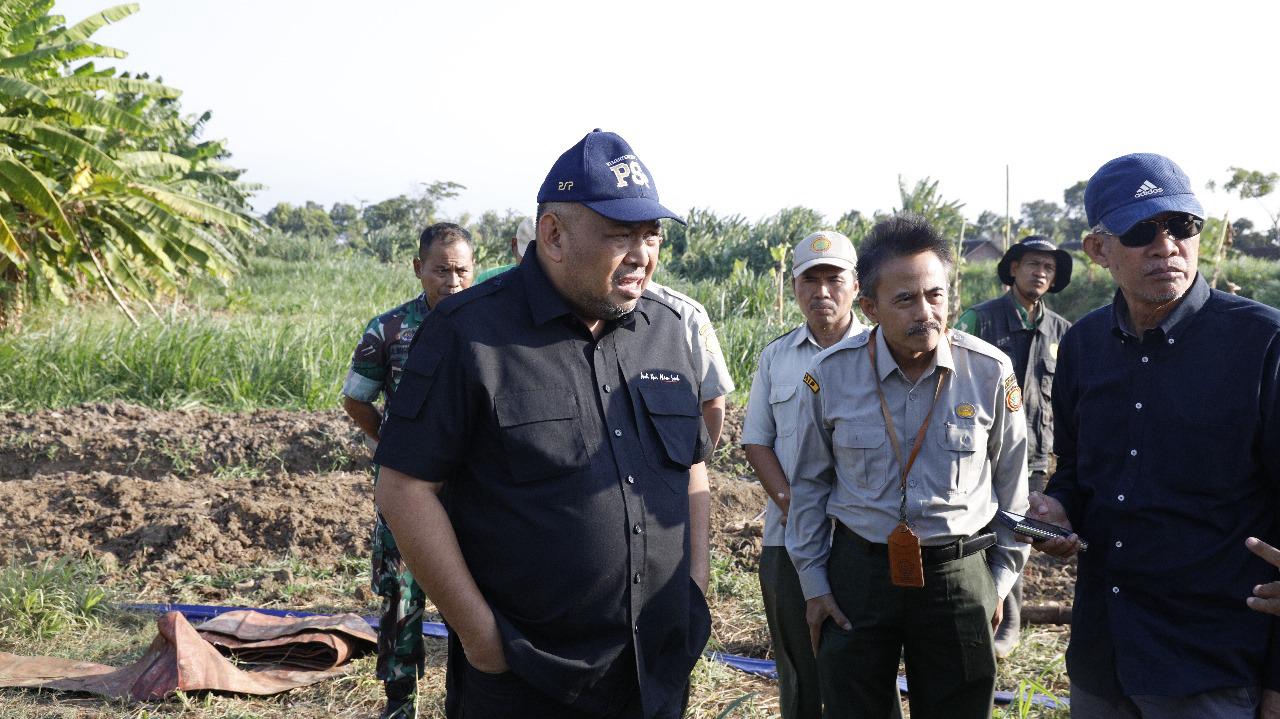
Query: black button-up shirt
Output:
[[1047, 274, 1280, 698], [374, 246, 711, 716]]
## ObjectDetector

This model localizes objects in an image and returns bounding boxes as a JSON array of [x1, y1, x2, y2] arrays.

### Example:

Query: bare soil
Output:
[[0, 400, 1073, 629]]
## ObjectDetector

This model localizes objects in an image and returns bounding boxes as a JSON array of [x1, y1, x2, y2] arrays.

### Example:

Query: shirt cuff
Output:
[[989, 564, 1018, 600], [341, 371, 382, 402], [796, 564, 832, 600]]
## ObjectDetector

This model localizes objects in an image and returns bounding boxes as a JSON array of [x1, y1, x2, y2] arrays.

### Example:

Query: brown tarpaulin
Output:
[[0, 610, 374, 700], [196, 609, 376, 670]]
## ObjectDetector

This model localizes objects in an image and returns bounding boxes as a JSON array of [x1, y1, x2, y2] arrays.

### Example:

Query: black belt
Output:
[[836, 522, 997, 566]]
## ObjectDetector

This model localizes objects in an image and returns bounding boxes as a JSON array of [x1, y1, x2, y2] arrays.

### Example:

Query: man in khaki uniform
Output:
[[786, 214, 1029, 719], [742, 230, 868, 718]]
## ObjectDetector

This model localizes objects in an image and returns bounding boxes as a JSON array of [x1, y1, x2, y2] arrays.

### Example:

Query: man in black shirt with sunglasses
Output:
[[1026, 153, 1280, 718]]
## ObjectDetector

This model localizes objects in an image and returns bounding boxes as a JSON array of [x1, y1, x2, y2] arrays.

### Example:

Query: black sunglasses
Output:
[[1115, 213, 1204, 248]]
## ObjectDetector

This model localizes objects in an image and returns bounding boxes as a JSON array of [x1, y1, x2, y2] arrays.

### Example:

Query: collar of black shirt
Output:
[[1110, 272, 1210, 341], [517, 242, 645, 333]]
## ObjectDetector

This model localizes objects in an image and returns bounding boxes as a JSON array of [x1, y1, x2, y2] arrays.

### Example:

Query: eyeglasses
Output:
[[1112, 213, 1204, 248]]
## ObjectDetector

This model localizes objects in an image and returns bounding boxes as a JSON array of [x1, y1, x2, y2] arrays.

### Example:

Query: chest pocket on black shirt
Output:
[[495, 389, 589, 482], [636, 384, 701, 488]]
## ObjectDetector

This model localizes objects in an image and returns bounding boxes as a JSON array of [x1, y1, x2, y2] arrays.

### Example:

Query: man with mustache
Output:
[[1027, 153, 1280, 718], [742, 230, 880, 718], [786, 215, 1029, 719], [954, 235, 1072, 658], [341, 222, 475, 719], [373, 130, 711, 718]]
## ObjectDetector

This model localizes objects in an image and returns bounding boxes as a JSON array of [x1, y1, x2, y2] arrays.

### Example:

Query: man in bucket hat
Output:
[[374, 129, 711, 719], [1026, 153, 1280, 718], [954, 235, 1072, 658]]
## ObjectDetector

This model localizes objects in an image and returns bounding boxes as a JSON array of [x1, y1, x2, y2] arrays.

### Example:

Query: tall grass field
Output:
[[1, 253, 1277, 411]]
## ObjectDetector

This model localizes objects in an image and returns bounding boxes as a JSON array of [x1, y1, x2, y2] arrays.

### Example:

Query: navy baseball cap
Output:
[[537, 129, 686, 225], [1084, 153, 1205, 235]]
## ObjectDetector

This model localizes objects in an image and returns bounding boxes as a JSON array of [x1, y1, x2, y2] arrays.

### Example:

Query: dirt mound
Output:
[[0, 470, 373, 579], [0, 402, 1072, 606], [0, 402, 364, 480]]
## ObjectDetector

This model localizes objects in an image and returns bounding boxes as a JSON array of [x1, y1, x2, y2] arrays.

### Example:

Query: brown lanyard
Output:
[[867, 327, 949, 523]]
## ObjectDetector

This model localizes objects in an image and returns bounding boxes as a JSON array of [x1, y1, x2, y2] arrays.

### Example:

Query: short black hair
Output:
[[856, 214, 952, 298], [418, 222, 472, 257]]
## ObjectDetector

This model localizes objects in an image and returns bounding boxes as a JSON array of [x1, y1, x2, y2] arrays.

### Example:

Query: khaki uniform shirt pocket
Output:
[[938, 422, 988, 496], [834, 422, 890, 491], [769, 384, 799, 438]]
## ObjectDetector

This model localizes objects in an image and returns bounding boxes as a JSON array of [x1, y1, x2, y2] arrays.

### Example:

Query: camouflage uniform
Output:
[[342, 293, 430, 718]]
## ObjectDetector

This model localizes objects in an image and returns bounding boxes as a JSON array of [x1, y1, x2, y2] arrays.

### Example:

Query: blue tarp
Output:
[[124, 603, 1067, 709]]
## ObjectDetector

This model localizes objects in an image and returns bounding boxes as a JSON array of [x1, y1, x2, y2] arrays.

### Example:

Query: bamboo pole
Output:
[[1004, 164, 1011, 251], [1209, 212, 1232, 290], [952, 223, 966, 319]]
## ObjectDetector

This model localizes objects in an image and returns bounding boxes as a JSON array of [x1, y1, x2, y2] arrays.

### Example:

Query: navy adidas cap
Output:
[[1084, 153, 1205, 236], [537, 129, 685, 225]]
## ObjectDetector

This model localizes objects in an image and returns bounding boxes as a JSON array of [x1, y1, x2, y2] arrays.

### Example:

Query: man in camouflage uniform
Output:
[[342, 222, 475, 719]]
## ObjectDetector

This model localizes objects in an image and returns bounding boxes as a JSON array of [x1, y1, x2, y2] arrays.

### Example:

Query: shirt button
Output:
[[1134, 402, 1143, 410], [614, 429, 623, 437], [1129, 449, 1137, 457], [1115, 541, 1123, 548], [633, 524, 643, 535], [603, 384, 612, 393], [1141, 356, 1149, 363], [633, 572, 641, 584], [909, 394, 917, 402], [908, 480, 916, 488], [626, 475, 636, 484], [1112, 586, 1120, 594], [1117, 494, 1125, 502], [1167, 338, 1176, 345]]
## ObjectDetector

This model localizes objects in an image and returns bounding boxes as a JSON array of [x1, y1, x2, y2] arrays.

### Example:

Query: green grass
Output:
[[4, 253, 1275, 413], [0, 556, 110, 642]]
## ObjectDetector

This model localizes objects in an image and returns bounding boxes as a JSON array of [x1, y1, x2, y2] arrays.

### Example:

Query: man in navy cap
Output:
[[374, 129, 711, 718], [954, 235, 1072, 658], [1027, 153, 1280, 718]]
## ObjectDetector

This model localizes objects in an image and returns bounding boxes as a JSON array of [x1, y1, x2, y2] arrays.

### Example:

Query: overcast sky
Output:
[[52, 0, 1280, 229]]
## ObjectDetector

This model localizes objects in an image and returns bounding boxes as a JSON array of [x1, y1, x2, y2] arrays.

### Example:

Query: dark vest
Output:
[[968, 292, 1071, 470]]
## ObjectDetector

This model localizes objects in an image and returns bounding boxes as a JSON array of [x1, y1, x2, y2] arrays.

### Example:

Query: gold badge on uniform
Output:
[[1006, 385, 1023, 412], [955, 403, 976, 419], [803, 372, 820, 393]]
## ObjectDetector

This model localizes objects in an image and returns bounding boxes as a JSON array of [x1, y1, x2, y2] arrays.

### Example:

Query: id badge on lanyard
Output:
[[868, 328, 948, 588]]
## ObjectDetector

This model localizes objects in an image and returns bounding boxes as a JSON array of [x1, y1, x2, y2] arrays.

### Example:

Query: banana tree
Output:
[[0, 0, 260, 326]]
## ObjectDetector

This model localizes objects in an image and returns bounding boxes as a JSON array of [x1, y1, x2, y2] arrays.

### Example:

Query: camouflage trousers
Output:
[[371, 507, 426, 696]]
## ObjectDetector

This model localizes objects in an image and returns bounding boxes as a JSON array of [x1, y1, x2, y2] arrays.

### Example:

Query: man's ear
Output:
[[538, 213, 565, 264], [1083, 233, 1110, 268], [412, 255, 423, 277], [858, 295, 878, 324]]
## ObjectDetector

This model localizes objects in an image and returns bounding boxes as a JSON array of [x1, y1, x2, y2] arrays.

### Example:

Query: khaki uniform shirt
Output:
[[785, 327, 1030, 600], [647, 282, 735, 400], [741, 315, 866, 546]]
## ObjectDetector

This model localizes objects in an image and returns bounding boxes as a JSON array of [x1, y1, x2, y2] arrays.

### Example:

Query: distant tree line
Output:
[[260, 170, 1280, 277]]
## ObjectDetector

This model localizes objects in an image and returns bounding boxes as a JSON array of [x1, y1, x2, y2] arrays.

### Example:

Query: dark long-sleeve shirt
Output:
[[1047, 274, 1280, 698], [374, 247, 711, 717]]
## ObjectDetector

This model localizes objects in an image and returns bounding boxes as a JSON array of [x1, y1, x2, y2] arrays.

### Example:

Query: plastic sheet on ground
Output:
[[0, 609, 373, 701], [127, 603, 1067, 709]]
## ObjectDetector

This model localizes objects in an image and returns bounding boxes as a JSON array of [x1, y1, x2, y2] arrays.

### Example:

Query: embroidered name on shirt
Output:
[[641, 371, 681, 383]]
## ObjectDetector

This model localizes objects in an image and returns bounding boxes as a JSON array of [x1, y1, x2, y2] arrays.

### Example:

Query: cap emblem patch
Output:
[[1134, 180, 1164, 198], [811, 236, 832, 253]]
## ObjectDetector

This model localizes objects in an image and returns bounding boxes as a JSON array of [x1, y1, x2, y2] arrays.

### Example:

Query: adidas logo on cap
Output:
[[1134, 180, 1164, 198]]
